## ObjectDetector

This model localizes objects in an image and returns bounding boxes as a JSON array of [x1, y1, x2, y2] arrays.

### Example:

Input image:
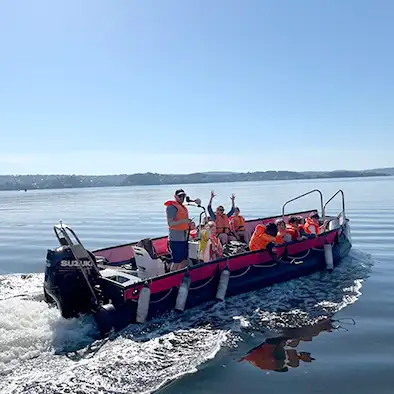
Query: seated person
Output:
[[198, 221, 224, 262], [230, 207, 250, 244], [286, 216, 302, 241], [207, 190, 236, 244], [304, 212, 329, 235], [275, 219, 293, 244], [297, 216, 308, 237], [249, 222, 278, 251]]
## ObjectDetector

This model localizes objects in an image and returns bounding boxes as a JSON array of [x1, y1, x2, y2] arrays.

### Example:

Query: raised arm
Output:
[[227, 194, 235, 217], [207, 190, 216, 220]]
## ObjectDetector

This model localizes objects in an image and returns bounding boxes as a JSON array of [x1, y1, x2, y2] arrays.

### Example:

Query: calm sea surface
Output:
[[0, 177, 393, 393]]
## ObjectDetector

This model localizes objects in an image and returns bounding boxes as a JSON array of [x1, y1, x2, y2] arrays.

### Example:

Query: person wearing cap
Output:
[[164, 189, 191, 271]]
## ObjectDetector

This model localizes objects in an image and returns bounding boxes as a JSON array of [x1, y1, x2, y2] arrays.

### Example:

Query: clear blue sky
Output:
[[0, 0, 393, 175]]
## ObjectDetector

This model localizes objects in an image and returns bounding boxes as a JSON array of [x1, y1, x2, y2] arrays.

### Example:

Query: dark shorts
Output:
[[169, 240, 189, 264]]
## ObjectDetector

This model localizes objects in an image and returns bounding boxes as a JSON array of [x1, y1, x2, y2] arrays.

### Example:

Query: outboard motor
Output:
[[44, 245, 101, 318]]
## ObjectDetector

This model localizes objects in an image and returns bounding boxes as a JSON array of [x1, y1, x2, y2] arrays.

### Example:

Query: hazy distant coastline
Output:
[[0, 168, 392, 192]]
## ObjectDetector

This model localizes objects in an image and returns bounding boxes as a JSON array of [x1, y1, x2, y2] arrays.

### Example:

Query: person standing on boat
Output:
[[207, 190, 236, 244], [164, 189, 191, 271]]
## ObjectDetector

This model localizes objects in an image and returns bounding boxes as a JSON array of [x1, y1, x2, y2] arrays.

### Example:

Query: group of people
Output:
[[164, 188, 328, 271], [248, 213, 327, 252]]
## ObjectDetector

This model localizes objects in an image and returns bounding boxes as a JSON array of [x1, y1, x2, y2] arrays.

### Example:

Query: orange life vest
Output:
[[304, 217, 320, 235], [249, 225, 276, 251], [164, 200, 189, 231], [216, 213, 231, 234], [230, 215, 245, 231], [285, 224, 299, 241]]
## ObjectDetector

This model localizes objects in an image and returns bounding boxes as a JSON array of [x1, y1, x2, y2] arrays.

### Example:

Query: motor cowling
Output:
[[44, 246, 100, 318]]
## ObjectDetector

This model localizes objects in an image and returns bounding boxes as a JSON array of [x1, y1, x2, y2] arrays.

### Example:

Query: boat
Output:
[[43, 189, 352, 337]]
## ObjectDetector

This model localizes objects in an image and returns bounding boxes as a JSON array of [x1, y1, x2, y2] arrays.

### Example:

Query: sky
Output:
[[0, 0, 393, 175]]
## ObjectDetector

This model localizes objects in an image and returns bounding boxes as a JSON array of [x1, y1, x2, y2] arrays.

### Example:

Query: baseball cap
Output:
[[175, 189, 186, 197]]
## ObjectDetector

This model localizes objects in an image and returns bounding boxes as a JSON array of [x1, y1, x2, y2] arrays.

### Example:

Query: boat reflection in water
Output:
[[239, 317, 355, 372]]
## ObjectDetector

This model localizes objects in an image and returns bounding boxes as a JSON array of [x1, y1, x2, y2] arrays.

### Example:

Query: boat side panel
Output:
[[114, 232, 351, 325], [123, 229, 341, 300]]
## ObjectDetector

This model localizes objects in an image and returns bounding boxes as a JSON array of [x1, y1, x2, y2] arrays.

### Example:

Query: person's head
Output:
[[174, 189, 186, 204], [234, 207, 240, 216], [202, 216, 211, 225], [309, 212, 320, 224], [216, 205, 225, 215], [288, 216, 298, 227], [190, 221, 196, 230], [297, 216, 305, 225], [205, 221, 216, 236], [265, 222, 279, 237], [275, 219, 286, 232]]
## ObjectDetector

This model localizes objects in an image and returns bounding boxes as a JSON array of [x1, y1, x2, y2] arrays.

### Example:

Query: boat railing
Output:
[[53, 221, 85, 248], [323, 189, 345, 219], [282, 189, 324, 220]]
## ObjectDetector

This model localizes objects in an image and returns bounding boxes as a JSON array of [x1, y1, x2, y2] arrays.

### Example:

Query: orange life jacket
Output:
[[275, 231, 288, 245], [164, 200, 189, 231], [230, 215, 245, 231], [304, 217, 320, 235], [249, 225, 276, 251], [286, 224, 299, 241], [216, 213, 231, 234]]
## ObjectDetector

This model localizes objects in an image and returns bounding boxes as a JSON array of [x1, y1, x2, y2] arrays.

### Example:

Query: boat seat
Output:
[[136, 238, 159, 259]]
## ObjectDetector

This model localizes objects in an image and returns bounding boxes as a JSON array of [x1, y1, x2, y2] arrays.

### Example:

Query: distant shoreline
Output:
[[0, 168, 392, 192]]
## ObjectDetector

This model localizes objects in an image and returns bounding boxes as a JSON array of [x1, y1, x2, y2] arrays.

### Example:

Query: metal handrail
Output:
[[323, 189, 345, 218], [53, 221, 101, 302], [186, 203, 207, 240], [53, 221, 85, 247], [282, 189, 324, 220]]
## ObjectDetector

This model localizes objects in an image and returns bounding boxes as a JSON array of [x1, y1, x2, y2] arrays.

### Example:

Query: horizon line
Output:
[[0, 166, 392, 177]]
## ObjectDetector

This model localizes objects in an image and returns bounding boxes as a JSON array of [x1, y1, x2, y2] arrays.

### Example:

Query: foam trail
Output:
[[0, 249, 373, 393]]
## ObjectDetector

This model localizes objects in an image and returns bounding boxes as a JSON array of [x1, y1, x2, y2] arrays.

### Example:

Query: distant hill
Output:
[[365, 167, 394, 176], [0, 168, 390, 191]]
